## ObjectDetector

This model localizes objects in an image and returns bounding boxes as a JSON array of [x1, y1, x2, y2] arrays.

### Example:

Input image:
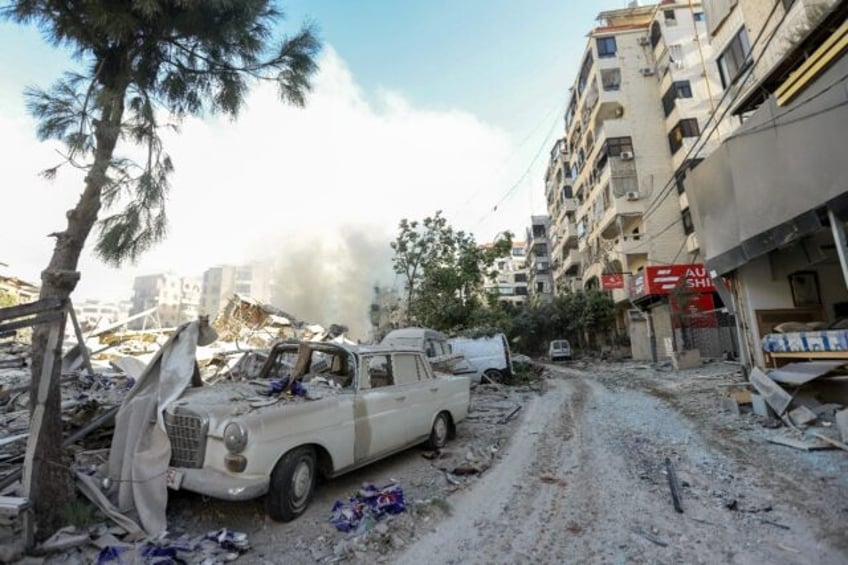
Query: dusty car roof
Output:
[[382, 327, 448, 340]]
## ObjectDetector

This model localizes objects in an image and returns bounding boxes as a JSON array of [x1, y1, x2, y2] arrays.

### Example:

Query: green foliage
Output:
[[3, 0, 321, 265], [390, 211, 512, 331]]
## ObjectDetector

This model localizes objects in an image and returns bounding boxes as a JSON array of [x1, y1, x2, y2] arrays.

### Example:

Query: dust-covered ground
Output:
[[32, 360, 848, 564]]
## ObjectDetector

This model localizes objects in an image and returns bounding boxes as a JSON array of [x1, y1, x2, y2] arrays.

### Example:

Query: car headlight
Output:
[[223, 421, 248, 454]]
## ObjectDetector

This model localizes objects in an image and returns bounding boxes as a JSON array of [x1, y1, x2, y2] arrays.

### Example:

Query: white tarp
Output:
[[107, 320, 214, 536]]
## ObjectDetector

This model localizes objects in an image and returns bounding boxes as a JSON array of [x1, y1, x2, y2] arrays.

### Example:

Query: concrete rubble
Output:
[[0, 293, 362, 562]]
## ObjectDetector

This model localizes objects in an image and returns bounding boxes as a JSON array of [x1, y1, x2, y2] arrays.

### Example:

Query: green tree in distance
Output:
[[2, 0, 320, 531], [390, 211, 512, 332]]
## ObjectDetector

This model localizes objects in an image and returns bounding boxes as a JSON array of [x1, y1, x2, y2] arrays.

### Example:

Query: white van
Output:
[[448, 333, 513, 381], [381, 327, 451, 357], [548, 339, 572, 361]]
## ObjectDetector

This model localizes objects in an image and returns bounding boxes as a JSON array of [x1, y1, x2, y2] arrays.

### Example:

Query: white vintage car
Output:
[[163, 341, 470, 521]]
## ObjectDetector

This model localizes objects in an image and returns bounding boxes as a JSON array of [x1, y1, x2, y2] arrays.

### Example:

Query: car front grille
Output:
[[164, 408, 208, 468]]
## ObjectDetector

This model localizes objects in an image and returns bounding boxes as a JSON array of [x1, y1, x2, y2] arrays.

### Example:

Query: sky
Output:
[[0, 0, 628, 330]]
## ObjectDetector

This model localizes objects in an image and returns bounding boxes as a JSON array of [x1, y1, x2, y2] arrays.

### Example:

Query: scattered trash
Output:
[[329, 483, 406, 533], [539, 472, 566, 486]]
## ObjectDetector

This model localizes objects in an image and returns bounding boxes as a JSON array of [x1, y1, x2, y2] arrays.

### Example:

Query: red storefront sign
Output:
[[601, 274, 625, 290], [671, 293, 718, 328], [644, 264, 715, 295]]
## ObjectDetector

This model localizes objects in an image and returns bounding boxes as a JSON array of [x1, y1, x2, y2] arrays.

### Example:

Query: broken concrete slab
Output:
[[750, 368, 793, 416], [788, 405, 818, 427], [751, 393, 775, 418], [836, 409, 848, 443], [768, 361, 847, 385], [671, 349, 700, 371]]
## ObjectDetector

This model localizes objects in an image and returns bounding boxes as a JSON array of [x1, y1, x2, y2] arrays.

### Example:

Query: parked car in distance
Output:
[[449, 332, 513, 382], [549, 339, 572, 361], [163, 341, 470, 521]]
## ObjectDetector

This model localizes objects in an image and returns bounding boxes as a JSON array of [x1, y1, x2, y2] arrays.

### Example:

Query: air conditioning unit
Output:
[[625, 191, 641, 201], [640, 67, 655, 77], [638, 36, 651, 46], [619, 151, 635, 160]]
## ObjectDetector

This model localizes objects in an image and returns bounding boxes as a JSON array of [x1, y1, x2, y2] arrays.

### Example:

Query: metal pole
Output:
[[828, 208, 848, 289]]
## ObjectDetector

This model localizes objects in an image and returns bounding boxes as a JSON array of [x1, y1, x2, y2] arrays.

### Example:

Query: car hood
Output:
[[167, 380, 343, 435]]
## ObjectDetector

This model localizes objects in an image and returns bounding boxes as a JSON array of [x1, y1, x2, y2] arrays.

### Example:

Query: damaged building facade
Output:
[[545, 1, 732, 361], [685, 0, 848, 369]]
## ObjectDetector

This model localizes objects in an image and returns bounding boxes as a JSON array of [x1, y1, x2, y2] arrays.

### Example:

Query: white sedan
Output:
[[163, 341, 470, 521]]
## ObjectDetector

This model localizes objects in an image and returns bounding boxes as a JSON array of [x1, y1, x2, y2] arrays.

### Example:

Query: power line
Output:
[[475, 105, 565, 226]]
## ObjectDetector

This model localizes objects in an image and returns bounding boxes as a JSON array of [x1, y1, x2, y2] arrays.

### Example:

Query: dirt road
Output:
[[398, 364, 848, 564]]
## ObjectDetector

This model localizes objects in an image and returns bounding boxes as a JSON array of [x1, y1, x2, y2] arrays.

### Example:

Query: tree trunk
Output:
[[28, 78, 127, 536]]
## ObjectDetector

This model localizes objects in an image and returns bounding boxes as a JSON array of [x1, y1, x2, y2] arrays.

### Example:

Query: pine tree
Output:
[[2, 0, 320, 533]]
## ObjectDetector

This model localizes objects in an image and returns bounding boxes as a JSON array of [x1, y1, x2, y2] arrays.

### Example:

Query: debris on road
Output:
[[329, 483, 406, 533], [663, 457, 683, 514], [631, 527, 668, 547]]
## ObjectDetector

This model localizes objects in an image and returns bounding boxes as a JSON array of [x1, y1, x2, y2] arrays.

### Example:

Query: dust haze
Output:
[[266, 227, 396, 341]]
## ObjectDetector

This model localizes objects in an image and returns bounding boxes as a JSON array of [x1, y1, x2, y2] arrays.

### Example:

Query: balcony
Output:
[[618, 236, 648, 256], [562, 248, 582, 276]]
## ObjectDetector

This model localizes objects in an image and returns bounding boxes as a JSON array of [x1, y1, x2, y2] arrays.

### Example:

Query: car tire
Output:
[[425, 412, 451, 450], [484, 368, 504, 382], [267, 446, 316, 522]]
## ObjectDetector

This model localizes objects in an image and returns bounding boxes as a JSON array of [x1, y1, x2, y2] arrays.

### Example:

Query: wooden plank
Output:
[[0, 299, 64, 322], [67, 302, 93, 375], [0, 311, 65, 334], [812, 432, 848, 453], [21, 322, 62, 501], [749, 368, 793, 416]]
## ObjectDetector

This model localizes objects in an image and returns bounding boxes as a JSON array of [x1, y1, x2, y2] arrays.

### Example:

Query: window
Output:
[[606, 136, 633, 157], [682, 208, 695, 235], [536, 282, 545, 293], [515, 286, 528, 296], [534, 244, 548, 257], [668, 118, 700, 154], [596, 36, 617, 58], [650, 21, 662, 48], [669, 44, 684, 68], [664, 9, 676, 22], [514, 273, 527, 283], [601, 68, 621, 91], [782, 0, 796, 9], [675, 169, 687, 194], [363, 355, 393, 389], [392, 354, 420, 385], [662, 80, 692, 116], [693, 11, 704, 22], [577, 52, 594, 96], [511, 247, 524, 257], [717, 27, 752, 88]]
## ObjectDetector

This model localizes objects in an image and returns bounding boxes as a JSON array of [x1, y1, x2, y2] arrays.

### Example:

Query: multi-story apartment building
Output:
[[546, 1, 728, 359], [483, 241, 528, 307], [199, 263, 273, 318], [526, 216, 554, 301], [129, 273, 201, 329], [73, 299, 132, 328], [684, 0, 846, 369]]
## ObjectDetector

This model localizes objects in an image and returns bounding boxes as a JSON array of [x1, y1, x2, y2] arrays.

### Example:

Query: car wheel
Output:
[[484, 368, 504, 382], [425, 412, 451, 450], [267, 446, 316, 522]]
